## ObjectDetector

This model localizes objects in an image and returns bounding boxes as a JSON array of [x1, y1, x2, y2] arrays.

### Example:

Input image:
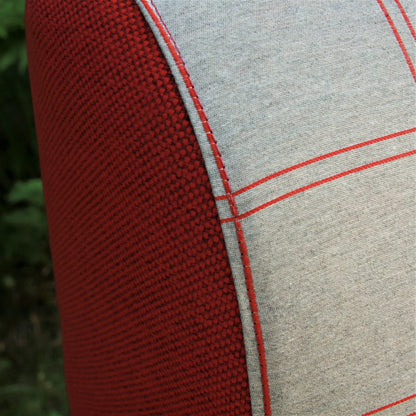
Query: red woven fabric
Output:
[[25, 1, 252, 414]]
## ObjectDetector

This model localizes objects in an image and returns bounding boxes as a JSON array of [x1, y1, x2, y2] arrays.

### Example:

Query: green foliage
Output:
[[0, 0, 27, 73], [0, 180, 69, 415], [0, 0, 37, 197], [0, 0, 69, 414], [1, 179, 49, 267], [0, 0, 26, 36]]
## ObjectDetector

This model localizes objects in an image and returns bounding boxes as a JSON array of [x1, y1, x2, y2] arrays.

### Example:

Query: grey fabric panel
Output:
[[245, 156, 415, 415], [139, 1, 416, 415], [235, 130, 416, 218], [150, 1, 415, 192]]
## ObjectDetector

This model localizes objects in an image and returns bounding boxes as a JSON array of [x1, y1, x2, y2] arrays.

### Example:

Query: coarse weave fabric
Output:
[[26, 0, 416, 415], [139, 1, 416, 415], [25, 1, 252, 415]]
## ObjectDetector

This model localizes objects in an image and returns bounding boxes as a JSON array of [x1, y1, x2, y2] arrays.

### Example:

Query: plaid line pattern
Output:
[[143, 1, 416, 415]]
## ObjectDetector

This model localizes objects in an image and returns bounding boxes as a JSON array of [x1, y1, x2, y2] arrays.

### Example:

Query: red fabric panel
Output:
[[25, 1, 252, 414]]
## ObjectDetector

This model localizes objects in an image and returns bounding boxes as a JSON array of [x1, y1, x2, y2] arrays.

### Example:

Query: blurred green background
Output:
[[0, 1, 69, 414]]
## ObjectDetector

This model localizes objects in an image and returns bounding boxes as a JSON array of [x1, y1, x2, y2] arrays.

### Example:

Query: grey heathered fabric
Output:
[[137, 1, 416, 415], [245, 156, 415, 415]]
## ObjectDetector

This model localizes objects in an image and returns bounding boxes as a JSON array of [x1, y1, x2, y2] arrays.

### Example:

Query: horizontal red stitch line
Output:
[[393, 0, 416, 42], [221, 149, 416, 223], [361, 393, 416, 416], [376, 0, 416, 82], [406, 412, 416, 416], [215, 127, 416, 201]]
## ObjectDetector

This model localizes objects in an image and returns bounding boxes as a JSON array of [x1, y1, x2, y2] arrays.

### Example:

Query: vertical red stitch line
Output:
[[361, 393, 416, 415], [376, 0, 416, 82], [140, 1, 272, 415], [393, 0, 416, 42], [234, 217, 271, 409], [148, 0, 185, 67]]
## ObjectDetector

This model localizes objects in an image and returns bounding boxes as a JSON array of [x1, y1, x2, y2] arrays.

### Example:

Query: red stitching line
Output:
[[361, 393, 416, 415], [406, 412, 416, 416], [393, 0, 416, 42], [221, 149, 416, 223], [141, 2, 272, 414], [215, 127, 416, 201], [376, 0, 416, 82]]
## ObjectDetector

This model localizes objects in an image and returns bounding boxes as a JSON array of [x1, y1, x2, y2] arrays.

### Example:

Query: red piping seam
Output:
[[221, 150, 416, 223], [215, 127, 416, 201], [141, 1, 272, 414], [393, 0, 416, 42], [406, 413, 416, 416], [376, 0, 416, 82], [361, 393, 416, 415]]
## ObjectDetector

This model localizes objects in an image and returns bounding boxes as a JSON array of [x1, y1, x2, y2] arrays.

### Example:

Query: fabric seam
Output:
[[139, 1, 272, 414]]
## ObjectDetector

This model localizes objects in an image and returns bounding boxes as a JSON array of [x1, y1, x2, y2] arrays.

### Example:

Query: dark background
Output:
[[0, 1, 69, 414]]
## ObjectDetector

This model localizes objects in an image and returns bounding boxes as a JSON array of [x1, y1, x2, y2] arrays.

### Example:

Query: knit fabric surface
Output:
[[25, 1, 252, 414], [139, 1, 416, 415]]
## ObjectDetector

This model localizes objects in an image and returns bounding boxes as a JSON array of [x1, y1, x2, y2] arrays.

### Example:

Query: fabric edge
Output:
[[134, 1, 266, 415]]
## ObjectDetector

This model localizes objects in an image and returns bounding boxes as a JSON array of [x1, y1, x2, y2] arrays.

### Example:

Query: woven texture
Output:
[[25, 1, 252, 414], [143, 2, 416, 415]]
